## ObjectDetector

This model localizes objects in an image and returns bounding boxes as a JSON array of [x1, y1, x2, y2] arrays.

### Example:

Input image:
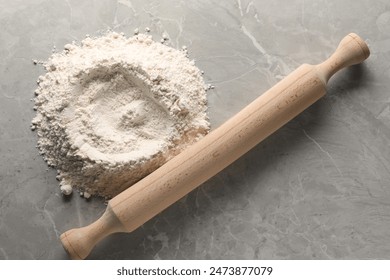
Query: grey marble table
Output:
[[1, 0, 389, 259]]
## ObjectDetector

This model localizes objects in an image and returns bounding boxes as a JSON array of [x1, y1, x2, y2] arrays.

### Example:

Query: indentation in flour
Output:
[[68, 64, 175, 157], [32, 32, 210, 198]]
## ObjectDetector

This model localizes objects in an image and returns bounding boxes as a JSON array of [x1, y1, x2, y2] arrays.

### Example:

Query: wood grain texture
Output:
[[60, 33, 370, 260]]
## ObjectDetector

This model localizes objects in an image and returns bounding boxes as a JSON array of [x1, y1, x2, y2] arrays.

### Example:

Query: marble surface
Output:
[[1, 0, 390, 260]]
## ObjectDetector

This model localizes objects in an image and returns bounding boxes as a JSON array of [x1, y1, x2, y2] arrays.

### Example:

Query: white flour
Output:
[[32, 32, 210, 198]]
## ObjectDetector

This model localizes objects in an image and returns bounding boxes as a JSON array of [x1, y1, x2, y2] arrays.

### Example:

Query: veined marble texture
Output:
[[0, 0, 389, 259]]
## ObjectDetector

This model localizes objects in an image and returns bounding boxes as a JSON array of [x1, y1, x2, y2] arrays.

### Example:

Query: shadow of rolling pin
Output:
[[60, 33, 370, 259]]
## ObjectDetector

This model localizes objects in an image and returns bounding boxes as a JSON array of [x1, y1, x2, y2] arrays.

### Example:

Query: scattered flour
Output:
[[60, 184, 73, 196], [32, 31, 210, 198]]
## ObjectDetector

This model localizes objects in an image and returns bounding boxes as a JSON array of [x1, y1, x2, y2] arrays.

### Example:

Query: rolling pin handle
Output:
[[60, 205, 126, 260], [317, 33, 370, 82]]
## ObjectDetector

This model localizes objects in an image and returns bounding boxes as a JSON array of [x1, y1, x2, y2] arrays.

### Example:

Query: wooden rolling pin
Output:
[[60, 33, 370, 259]]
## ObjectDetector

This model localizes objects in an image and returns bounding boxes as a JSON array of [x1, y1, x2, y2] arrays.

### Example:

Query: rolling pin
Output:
[[60, 33, 370, 259]]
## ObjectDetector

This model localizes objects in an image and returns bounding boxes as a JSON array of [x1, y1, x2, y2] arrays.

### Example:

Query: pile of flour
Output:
[[32, 31, 210, 198]]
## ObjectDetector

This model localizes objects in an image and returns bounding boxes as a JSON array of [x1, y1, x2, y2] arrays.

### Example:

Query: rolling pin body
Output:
[[60, 33, 370, 259]]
